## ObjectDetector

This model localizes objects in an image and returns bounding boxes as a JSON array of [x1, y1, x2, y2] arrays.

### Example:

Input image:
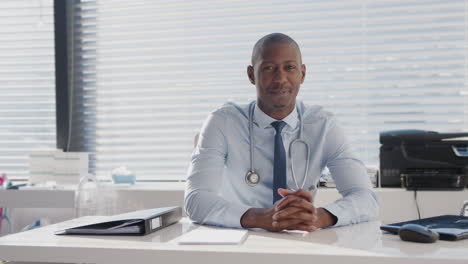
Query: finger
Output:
[[275, 191, 312, 211], [274, 211, 317, 223], [272, 206, 304, 221], [274, 195, 303, 211], [276, 196, 316, 213], [277, 188, 293, 197], [277, 188, 312, 203], [271, 218, 303, 230], [286, 223, 318, 232], [285, 199, 317, 214], [289, 189, 313, 203]]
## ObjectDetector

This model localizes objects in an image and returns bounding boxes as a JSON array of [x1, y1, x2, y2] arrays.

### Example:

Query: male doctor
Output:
[[184, 33, 379, 232]]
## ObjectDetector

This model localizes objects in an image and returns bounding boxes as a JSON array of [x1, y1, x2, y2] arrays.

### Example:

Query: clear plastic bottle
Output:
[[75, 174, 101, 217]]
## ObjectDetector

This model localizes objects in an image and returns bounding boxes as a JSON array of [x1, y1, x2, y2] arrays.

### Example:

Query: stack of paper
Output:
[[53, 151, 88, 185], [29, 150, 55, 185], [29, 150, 89, 185]]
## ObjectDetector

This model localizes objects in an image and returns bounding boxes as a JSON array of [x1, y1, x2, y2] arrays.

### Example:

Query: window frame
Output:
[[54, 0, 71, 151]]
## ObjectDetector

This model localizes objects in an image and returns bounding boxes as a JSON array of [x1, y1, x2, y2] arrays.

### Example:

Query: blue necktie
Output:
[[271, 121, 287, 204]]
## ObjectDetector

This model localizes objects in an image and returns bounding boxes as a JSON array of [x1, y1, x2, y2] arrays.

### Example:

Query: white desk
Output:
[[0, 217, 467, 264]]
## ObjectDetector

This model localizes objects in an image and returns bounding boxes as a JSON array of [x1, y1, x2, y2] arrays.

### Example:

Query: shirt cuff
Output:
[[223, 203, 251, 229], [320, 203, 348, 227]]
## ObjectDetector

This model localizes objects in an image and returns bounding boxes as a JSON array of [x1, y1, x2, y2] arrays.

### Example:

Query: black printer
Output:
[[380, 130, 468, 190]]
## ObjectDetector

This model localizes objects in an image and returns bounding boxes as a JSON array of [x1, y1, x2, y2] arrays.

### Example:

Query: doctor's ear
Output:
[[247, 65, 255, 85], [300, 64, 306, 84]]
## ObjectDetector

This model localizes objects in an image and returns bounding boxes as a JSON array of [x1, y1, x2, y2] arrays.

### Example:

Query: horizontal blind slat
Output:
[[0, 0, 56, 180]]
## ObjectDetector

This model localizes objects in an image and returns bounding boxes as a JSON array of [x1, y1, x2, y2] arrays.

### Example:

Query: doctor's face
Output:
[[248, 43, 306, 117]]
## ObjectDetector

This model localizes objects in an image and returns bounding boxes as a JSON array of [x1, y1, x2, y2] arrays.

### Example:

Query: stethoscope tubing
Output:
[[247, 101, 310, 190], [249, 102, 256, 174]]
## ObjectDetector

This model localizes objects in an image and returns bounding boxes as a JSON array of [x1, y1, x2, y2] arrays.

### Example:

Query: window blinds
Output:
[[72, 0, 468, 181], [0, 0, 55, 180]]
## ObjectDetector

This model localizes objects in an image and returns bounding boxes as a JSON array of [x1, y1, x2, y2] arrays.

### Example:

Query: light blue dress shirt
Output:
[[185, 100, 379, 229]]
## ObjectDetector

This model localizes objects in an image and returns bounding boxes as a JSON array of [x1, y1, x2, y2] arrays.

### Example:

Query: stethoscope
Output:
[[245, 102, 310, 191]]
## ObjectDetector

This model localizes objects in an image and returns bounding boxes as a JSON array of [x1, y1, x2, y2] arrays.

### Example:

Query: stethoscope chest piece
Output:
[[245, 171, 260, 186]]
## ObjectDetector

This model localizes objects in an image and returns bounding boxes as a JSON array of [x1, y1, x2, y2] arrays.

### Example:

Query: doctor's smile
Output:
[[268, 88, 292, 95]]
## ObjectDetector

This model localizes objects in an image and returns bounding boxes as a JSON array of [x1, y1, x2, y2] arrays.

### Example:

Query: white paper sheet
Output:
[[178, 228, 248, 245]]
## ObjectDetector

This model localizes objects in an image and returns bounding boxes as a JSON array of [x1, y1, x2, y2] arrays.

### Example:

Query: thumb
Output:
[[277, 188, 293, 197]]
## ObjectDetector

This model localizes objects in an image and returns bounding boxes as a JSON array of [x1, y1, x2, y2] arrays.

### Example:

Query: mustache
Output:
[[268, 86, 292, 93]]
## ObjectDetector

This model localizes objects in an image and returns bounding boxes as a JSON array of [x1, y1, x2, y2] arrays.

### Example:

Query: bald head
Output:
[[251, 33, 301, 66], [247, 32, 306, 120]]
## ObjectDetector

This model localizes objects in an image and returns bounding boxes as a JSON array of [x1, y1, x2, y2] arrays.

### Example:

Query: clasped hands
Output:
[[240, 188, 336, 232]]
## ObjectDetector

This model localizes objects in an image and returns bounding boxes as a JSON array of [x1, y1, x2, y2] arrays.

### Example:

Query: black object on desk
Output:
[[398, 224, 439, 243], [55, 206, 182, 236], [380, 215, 468, 241], [379, 129, 468, 189]]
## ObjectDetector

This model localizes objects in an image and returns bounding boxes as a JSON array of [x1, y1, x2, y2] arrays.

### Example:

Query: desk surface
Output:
[[0, 217, 467, 264]]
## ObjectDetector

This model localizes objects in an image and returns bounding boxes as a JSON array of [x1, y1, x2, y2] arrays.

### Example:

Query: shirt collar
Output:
[[253, 103, 298, 130]]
